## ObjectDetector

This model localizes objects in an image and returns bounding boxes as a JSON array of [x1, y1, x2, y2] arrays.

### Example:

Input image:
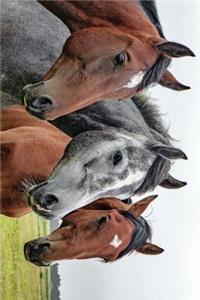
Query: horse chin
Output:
[[25, 105, 46, 120], [28, 259, 51, 267]]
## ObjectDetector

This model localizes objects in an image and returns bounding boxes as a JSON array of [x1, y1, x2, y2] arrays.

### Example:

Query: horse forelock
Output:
[[138, 56, 171, 90], [138, 1, 171, 89], [135, 156, 171, 194]]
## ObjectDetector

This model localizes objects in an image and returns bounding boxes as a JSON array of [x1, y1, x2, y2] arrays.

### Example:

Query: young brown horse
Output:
[[24, 195, 163, 266], [22, 0, 194, 120], [0, 105, 70, 217]]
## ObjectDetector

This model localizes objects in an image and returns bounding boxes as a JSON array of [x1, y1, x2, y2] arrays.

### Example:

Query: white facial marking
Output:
[[110, 234, 123, 248], [35, 204, 52, 213], [123, 71, 144, 89]]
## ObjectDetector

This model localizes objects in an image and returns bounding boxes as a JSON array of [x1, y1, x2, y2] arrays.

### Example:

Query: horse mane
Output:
[[132, 94, 172, 145], [138, 0, 171, 89], [104, 211, 152, 262], [138, 56, 171, 90], [117, 211, 152, 260], [139, 0, 165, 38], [135, 156, 171, 194], [132, 94, 173, 194]]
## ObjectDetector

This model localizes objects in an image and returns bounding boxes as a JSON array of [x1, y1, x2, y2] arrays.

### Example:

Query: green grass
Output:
[[0, 213, 51, 300]]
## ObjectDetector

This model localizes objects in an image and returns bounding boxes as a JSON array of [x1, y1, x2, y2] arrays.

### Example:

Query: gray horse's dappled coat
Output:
[[1, 0, 68, 106], [27, 96, 187, 219]]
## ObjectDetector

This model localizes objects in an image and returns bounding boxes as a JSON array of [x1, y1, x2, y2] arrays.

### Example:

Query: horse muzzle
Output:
[[27, 182, 58, 219], [24, 239, 51, 267], [22, 82, 54, 119]]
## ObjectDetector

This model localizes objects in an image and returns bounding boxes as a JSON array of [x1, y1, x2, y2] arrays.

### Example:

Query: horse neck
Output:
[[51, 97, 153, 140], [1, 106, 69, 139], [38, 0, 160, 36], [51, 95, 171, 146]]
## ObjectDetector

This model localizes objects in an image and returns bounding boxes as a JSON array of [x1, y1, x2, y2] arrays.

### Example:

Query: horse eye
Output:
[[113, 151, 123, 166], [113, 52, 127, 66]]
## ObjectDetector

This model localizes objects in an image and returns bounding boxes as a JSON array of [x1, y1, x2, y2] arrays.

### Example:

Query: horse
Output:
[[0, 105, 131, 217], [25, 95, 187, 219], [21, 0, 195, 120], [0, 105, 69, 217], [24, 195, 164, 266]]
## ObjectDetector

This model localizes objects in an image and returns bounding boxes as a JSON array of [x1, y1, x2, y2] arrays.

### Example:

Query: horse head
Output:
[[22, 1, 194, 120], [24, 195, 163, 266], [25, 127, 187, 219]]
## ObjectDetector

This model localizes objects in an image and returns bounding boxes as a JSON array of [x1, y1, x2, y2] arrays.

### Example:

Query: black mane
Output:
[[135, 156, 171, 194], [138, 56, 171, 90], [112, 211, 152, 261], [138, 0, 171, 89], [140, 0, 165, 38]]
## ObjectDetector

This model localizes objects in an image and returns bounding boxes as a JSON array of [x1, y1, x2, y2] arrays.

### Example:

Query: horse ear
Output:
[[155, 41, 195, 58], [136, 242, 164, 255], [128, 195, 157, 218], [159, 174, 187, 189], [152, 145, 187, 160], [159, 70, 190, 91]]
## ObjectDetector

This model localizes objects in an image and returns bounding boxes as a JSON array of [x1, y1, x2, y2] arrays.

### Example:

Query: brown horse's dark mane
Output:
[[140, 0, 165, 38], [104, 210, 152, 262], [138, 0, 171, 89], [138, 56, 171, 90]]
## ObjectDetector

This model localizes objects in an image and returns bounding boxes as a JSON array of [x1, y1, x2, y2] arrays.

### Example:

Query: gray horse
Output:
[[26, 95, 187, 219], [1, 0, 68, 107]]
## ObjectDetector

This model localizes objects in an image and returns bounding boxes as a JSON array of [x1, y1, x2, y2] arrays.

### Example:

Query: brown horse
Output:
[[22, 0, 195, 120], [24, 195, 163, 266], [0, 105, 69, 217]]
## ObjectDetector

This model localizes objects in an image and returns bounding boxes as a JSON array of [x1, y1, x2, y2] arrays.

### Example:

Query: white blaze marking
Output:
[[123, 71, 144, 89], [110, 234, 123, 248]]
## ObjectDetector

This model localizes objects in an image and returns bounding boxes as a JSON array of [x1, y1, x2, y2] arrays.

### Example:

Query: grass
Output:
[[0, 212, 51, 300]]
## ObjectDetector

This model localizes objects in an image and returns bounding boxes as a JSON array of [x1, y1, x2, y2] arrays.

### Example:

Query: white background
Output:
[[58, 2, 200, 300]]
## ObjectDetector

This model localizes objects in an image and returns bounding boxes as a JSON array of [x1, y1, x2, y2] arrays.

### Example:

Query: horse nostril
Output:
[[43, 194, 58, 207], [31, 96, 53, 110], [39, 242, 50, 250]]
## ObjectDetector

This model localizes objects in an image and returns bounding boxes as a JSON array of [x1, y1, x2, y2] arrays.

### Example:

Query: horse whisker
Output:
[[20, 176, 41, 194]]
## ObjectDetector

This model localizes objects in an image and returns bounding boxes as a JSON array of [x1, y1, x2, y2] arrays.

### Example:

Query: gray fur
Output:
[[51, 95, 171, 144], [1, 0, 69, 106], [28, 128, 157, 219], [132, 95, 172, 142]]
